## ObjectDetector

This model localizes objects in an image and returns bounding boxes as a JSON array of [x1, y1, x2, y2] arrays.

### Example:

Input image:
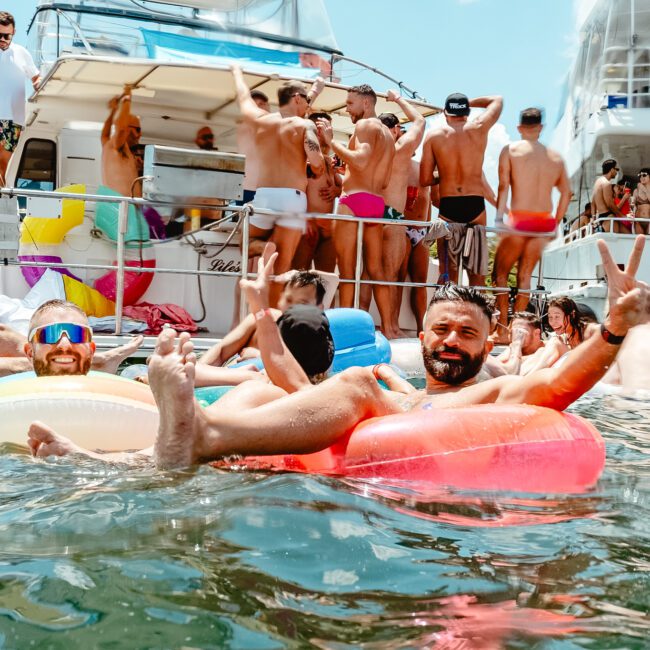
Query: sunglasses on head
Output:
[[28, 323, 93, 345], [0, 33, 13, 41], [640, 172, 649, 177]]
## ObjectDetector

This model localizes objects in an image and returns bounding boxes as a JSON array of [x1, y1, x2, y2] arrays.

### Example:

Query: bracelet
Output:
[[254, 308, 273, 322], [600, 323, 626, 345]]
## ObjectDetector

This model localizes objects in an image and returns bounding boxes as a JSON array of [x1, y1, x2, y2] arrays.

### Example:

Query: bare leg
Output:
[[0, 149, 11, 187], [359, 267, 372, 311], [269, 225, 303, 306], [493, 235, 526, 343], [408, 240, 429, 330], [383, 224, 407, 332], [363, 224, 405, 339], [395, 240, 410, 324], [467, 212, 488, 288], [514, 236, 549, 313], [292, 231, 317, 271], [332, 206, 358, 308], [92, 335, 144, 374], [313, 233, 337, 273], [436, 238, 453, 283]]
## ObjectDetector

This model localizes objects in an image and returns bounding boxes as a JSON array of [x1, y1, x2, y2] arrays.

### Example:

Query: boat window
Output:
[[15, 139, 57, 193]]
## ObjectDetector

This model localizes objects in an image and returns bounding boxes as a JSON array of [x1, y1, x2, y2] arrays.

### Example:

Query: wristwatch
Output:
[[600, 323, 625, 345]]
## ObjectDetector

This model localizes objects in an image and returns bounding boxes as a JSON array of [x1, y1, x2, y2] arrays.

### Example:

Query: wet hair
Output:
[[348, 84, 377, 104], [378, 112, 400, 129], [308, 112, 331, 123], [286, 270, 326, 305], [29, 299, 88, 330], [511, 311, 541, 330], [548, 296, 586, 341], [250, 89, 268, 103], [602, 159, 618, 174], [426, 284, 494, 326], [519, 107, 543, 125], [277, 82, 307, 107], [0, 11, 14, 28]]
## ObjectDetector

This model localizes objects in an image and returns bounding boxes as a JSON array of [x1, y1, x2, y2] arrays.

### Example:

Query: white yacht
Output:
[[543, 0, 650, 316], [0, 0, 440, 343]]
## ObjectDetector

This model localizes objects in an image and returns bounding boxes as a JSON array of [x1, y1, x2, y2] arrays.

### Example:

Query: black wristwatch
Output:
[[600, 323, 626, 345]]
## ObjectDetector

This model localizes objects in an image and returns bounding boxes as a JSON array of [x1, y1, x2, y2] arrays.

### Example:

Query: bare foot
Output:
[[28, 421, 90, 458], [92, 335, 145, 374], [384, 327, 407, 340], [148, 329, 200, 469]]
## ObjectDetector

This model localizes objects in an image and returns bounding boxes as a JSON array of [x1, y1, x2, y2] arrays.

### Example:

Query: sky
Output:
[[6, 0, 593, 219]]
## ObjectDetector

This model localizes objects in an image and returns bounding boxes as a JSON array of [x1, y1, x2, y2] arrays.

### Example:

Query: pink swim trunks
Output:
[[339, 192, 384, 218], [507, 210, 557, 233]]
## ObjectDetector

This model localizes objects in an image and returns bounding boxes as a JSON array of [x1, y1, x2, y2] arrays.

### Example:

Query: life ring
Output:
[[93, 185, 156, 305], [0, 372, 158, 450], [18, 184, 86, 286], [215, 405, 605, 493]]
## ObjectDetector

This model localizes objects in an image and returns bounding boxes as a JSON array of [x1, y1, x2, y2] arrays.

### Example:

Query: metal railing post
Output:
[[353, 220, 364, 309], [239, 206, 250, 323], [114, 199, 128, 335]]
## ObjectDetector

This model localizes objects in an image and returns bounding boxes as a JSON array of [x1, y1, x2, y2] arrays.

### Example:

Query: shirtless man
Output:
[[591, 159, 623, 233], [316, 85, 396, 336], [292, 112, 342, 272], [232, 65, 325, 305], [495, 311, 546, 375], [377, 92, 425, 334], [1, 299, 143, 377], [397, 159, 431, 328], [29, 238, 650, 470], [198, 269, 325, 367], [101, 85, 142, 197], [493, 108, 571, 342], [420, 93, 503, 286]]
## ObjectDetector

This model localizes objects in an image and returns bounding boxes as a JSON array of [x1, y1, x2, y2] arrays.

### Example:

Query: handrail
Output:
[[1, 186, 559, 336]]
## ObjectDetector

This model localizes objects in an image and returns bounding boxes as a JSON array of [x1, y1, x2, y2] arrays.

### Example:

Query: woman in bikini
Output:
[[633, 168, 650, 235]]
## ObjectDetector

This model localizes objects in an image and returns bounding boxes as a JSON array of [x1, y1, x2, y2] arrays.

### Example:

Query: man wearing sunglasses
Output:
[[0, 299, 143, 377], [101, 84, 143, 197], [0, 11, 40, 186]]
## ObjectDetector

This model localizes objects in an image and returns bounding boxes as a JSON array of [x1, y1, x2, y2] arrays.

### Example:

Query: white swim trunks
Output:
[[249, 187, 308, 232]]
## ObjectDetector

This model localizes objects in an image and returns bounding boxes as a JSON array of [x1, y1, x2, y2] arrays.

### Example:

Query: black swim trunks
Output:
[[439, 195, 485, 225]]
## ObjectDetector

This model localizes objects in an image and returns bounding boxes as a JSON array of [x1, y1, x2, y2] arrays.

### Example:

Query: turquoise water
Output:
[[0, 392, 649, 648]]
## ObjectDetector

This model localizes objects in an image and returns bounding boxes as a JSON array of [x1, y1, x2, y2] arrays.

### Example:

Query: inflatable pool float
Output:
[[0, 372, 158, 450], [214, 405, 605, 493]]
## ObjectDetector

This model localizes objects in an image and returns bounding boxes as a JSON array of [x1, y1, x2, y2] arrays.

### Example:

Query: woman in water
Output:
[[547, 297, 599, 349]]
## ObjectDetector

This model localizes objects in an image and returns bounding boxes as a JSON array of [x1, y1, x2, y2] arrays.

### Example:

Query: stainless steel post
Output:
[[114, 199, 128, 335], [239, 207, 250, 323], [353, 220, 364, 309]]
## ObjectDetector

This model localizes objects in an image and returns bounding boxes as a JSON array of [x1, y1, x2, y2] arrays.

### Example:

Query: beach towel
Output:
[[123, 302, 197, 333]]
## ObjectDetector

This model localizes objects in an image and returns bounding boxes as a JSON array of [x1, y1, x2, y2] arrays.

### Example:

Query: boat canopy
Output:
[[27, 56, 441, 150]]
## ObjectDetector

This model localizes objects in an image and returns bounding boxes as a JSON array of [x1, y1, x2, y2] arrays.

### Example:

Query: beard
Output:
[[421, 342, 484, 386], [33, 352, 91, 377]]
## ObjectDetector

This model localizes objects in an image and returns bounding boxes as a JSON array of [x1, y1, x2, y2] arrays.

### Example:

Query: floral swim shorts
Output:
[[0, 120, 23, 153]]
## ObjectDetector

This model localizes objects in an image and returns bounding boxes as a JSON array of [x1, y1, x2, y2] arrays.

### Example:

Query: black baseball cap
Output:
[[277, 305, 334, 377], [444, 92, 470, 117]]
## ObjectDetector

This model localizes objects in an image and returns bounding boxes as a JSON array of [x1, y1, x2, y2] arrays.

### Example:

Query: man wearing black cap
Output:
[[492, 107, 571, 342], [591, 158, 624, 233], [420, 92, 503, 285]]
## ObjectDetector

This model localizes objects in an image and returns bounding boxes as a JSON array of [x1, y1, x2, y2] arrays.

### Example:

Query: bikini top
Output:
[[636, 186, 650, 206]]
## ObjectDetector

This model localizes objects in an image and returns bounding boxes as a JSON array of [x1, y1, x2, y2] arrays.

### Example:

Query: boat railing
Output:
[[0, 186, 551, 334], [561, 215, 650, 244]]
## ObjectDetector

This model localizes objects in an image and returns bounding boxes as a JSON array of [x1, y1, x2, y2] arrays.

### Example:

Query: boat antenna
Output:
[[331, 54, 426, 102]]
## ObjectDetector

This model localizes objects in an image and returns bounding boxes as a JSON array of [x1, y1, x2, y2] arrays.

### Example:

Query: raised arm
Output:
[[241, 243, 312, 392], [470, 95, 503, 130], [318, 118, 375, 172], [231, 64, 268, 122], [101, 96, 119, 146], [419, 132, 438, 187], [304, 120, 325, 177], [554, 160, 572, 223], [112, 86, 134, 150], [496, 145, 511, 223], [497, 236, 648, 409], [306, 76, 325, 109], [386, 90, 425, 154]]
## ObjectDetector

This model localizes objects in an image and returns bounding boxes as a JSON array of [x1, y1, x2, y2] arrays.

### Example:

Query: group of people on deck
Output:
[[2, 8, 650, 472]]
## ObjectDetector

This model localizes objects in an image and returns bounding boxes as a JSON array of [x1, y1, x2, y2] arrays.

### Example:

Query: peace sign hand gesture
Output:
[[598, 235, 650, 334], [240, 242, 277, 312]]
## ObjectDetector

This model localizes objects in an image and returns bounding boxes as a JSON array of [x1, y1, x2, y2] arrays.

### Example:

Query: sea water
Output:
[[0, 392, 648, 648]]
